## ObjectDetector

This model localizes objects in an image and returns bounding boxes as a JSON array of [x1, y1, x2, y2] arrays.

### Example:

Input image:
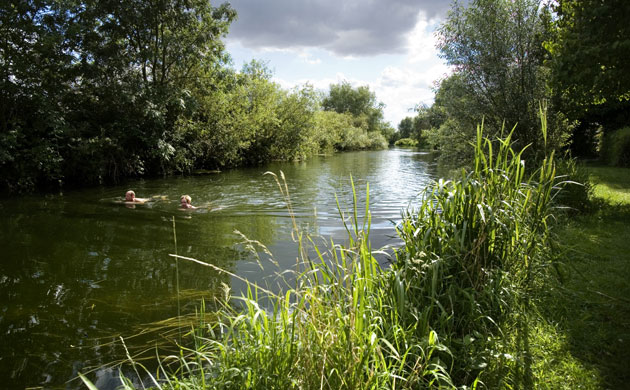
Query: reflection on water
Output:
[[0, 148, 437, 388]]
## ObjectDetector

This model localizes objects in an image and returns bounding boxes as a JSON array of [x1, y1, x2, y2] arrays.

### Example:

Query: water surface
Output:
[[0, 148, 437, 388]]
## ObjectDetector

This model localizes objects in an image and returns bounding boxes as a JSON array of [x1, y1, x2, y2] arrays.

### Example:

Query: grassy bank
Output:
[[538, 165, 630, 388], [80, 135, 630, 389], [484, 163, 630, 389]]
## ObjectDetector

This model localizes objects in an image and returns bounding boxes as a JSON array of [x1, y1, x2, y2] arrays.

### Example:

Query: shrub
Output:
[[394, 137, 418, 147], [600, 126, 630, 167], [554, 158, 593, 214]]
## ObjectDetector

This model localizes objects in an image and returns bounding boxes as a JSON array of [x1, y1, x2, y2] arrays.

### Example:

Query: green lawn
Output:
[[587, 165, 630, 204], [534, 164, 630, 389]]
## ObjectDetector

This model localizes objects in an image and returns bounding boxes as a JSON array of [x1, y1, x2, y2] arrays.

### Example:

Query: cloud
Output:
[[298, 51, 322, 65], [224, 0, 453, 56], [374, 62, 450, 125], [406, 14, 442, 64], [274, 57, 450, 127]]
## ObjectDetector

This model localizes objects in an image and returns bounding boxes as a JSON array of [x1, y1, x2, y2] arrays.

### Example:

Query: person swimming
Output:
[[125, 190, 149, 204], [179, 195, 197, 210]]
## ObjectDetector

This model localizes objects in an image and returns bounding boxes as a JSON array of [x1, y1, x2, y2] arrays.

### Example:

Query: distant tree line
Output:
[[395, 0, 630, 166], [0, 1, 391, 192]]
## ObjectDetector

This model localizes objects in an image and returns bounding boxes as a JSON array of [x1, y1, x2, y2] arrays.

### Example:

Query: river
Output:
[[0, 148, 437, 389]]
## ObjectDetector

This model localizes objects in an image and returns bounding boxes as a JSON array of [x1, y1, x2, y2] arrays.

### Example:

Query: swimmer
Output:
[[179, 195, 197, 210], [125, 190, 149, 204]]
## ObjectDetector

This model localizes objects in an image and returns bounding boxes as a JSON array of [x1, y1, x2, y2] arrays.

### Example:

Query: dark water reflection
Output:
[[0, 148, 437, 389]]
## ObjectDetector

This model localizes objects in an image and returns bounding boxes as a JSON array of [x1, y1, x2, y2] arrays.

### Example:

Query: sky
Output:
[[222, 0, 455, 128]]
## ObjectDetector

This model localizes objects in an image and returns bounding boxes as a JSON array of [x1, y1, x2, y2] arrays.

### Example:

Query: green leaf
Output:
[[78, 373, 99, 390]]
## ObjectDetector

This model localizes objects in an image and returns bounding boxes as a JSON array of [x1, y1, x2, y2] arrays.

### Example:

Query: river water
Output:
[[0, 148, 437, 389]]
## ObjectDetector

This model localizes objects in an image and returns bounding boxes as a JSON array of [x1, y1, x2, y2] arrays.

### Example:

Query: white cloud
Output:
[[368, 12, 452, 126], [298, 51, 322, 65], [249, 10, 454, 127], [406, 12, 442, 64]]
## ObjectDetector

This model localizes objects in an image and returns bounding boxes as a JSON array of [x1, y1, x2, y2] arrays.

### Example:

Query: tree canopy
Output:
[[0, 2, 388, 192], [436, 0, 563, 151], [547, 0, 630, 131], [322, 81, 386, 132], [406, 0, 578, 165]]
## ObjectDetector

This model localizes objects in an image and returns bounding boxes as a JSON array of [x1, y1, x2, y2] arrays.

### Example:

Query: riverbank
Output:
[[537, 165, 630, 388], [81, 128, 630, 389], [488, 164, 630, 389]]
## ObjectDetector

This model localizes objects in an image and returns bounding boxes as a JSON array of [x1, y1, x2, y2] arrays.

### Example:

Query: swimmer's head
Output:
[[180, 195, 192, 205], [125, 190, 135, 201]]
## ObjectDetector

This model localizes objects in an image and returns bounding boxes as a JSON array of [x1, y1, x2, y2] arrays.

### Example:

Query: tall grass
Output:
[[394, 121, 559, 385], [80, 117, 564, 389]]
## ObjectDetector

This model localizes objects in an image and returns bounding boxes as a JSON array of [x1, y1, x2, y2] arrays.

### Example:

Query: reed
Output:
[[394, 116, 562, 384]]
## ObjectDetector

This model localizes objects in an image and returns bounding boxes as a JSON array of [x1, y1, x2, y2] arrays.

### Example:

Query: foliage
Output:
[[395, 122, 559, 384], [395, 106, 443, 145], [322, 81, 382, 124], [179, 62, 320, 168], [394, 138, 418, 147], [308, 110, 388, 153], [322, 81, 393, 143], [435, 0, 570, 161], [425, 118, 474, 167], [0, 0, 236, 191], [396, 116, 423, 142], [553, 158, 593, 214], [397, 117, 415, 140], [546, 0, 630, 133], [599, 127, 630, 168]]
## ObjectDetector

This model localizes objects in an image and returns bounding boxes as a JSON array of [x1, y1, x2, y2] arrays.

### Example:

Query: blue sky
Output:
[[222, 0, 454, 127]]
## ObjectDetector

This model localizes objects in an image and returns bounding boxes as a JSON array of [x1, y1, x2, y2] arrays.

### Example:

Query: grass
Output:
[[544, 164, 630, 389], [485, 163, 630, 389], [586, 165, 630, 204]]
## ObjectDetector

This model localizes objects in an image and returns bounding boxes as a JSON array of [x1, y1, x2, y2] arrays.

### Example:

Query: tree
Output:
[[437, 0, 566, 154], [322, 81, 386, 132], [0, 0, 236, 190], [397, 117, 415, 139], [0, 1, 80, 190], [397, 114, 429, 141], [323, 82, 376, 117], [67, 0, 236, 176], [547, 0, 630, 155]]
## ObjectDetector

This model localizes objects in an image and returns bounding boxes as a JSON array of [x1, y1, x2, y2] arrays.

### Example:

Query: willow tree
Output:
[[436, 0, 568, 156]]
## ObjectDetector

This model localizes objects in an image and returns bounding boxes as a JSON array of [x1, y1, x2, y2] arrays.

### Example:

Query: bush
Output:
[[600, 126, 630, 167], [554, 158, 593, 214], [394, 137, 418, 147], [366, 132, 388, 149]]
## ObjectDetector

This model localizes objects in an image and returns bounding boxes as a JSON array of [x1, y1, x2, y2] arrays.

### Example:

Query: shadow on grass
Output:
[[547, 202, 630, 389]]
